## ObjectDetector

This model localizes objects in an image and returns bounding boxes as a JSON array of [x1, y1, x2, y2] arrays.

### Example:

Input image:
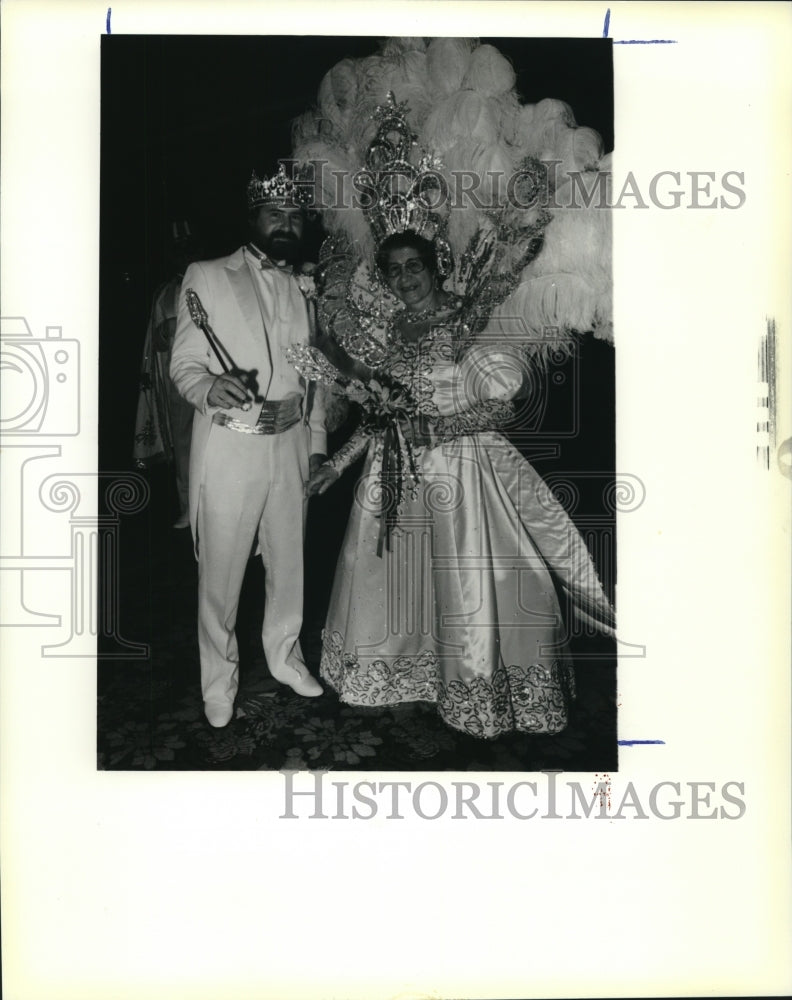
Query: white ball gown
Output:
[[319, 310, 614, 739]]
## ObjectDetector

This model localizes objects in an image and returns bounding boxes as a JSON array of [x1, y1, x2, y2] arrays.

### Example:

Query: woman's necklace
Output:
[[401, 293, 461, 325], [391, 294, 462, 344], [402, 304, 440, 325]]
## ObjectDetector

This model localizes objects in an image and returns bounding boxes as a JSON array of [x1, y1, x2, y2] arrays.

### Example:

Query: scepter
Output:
[[185, 288, 256, 409], [185, 288, 233, 374]]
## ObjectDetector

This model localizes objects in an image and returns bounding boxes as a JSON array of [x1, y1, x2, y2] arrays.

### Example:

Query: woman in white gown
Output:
[[307, 232, 614, 740]]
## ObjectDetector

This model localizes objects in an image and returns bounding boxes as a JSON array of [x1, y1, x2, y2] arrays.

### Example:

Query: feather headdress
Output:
[[292, 37, 613, 366]]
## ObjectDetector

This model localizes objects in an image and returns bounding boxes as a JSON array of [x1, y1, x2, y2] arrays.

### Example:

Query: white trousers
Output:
[[196, 420, 309, 708]]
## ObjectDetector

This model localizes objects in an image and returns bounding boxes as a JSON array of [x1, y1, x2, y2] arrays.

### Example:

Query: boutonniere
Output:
[[295, 263, 317, 300]]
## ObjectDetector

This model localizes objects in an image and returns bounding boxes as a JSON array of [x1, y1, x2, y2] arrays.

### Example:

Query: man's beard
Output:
[[260, 230, 301, 264]]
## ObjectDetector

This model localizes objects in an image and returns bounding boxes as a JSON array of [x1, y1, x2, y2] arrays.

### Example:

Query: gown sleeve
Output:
[[325, 426, 372, 475], [427, 343, 528, 417]]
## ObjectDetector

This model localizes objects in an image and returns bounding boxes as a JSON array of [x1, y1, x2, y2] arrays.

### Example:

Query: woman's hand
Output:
[[305, 464, 340, 497]]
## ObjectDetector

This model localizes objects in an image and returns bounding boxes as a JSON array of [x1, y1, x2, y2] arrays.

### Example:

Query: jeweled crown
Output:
[[361, 93, 452, 271], [247, 164, 311, 211]]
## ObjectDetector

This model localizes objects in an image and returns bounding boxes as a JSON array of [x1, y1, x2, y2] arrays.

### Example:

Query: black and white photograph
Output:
[[98, 34, 618, 772], [3, 3, 791, 998]]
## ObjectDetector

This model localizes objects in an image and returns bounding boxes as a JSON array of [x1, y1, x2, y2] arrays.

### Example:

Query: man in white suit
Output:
[[170, 167, 326, 727]]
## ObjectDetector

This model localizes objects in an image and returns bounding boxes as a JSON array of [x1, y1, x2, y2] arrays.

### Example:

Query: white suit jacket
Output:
[[170, 246, 327, 534]]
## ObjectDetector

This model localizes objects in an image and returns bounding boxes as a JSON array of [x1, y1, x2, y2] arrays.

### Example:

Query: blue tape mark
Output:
[[106, 7, 111, 34], [604, 8, 677, 44], [618, 740, 666, 746]]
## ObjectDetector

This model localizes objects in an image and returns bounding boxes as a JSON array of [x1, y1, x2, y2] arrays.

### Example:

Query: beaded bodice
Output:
[[375, 306, 516, 439]]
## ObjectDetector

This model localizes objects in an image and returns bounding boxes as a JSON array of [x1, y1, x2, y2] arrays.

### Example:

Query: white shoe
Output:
[[285, 669, 323, 698], [204, 701, 234, 728], [173, 511, 190, 529]]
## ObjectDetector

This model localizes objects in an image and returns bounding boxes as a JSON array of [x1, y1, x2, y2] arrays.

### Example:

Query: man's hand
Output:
[[305, 463, 339, 497], [309, 453, 327, 478], [206, 373, 253, 410]]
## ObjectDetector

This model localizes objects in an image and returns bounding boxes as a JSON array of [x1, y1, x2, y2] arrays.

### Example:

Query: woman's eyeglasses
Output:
[[384, 258, 427, 280]]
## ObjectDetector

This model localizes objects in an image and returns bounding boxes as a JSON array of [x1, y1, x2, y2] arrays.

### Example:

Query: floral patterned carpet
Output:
[[98, 462, 617, 773]]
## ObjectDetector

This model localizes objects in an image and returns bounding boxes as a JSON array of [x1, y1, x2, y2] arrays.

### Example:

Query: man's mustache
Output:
[[270, 230, 298, 242]]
